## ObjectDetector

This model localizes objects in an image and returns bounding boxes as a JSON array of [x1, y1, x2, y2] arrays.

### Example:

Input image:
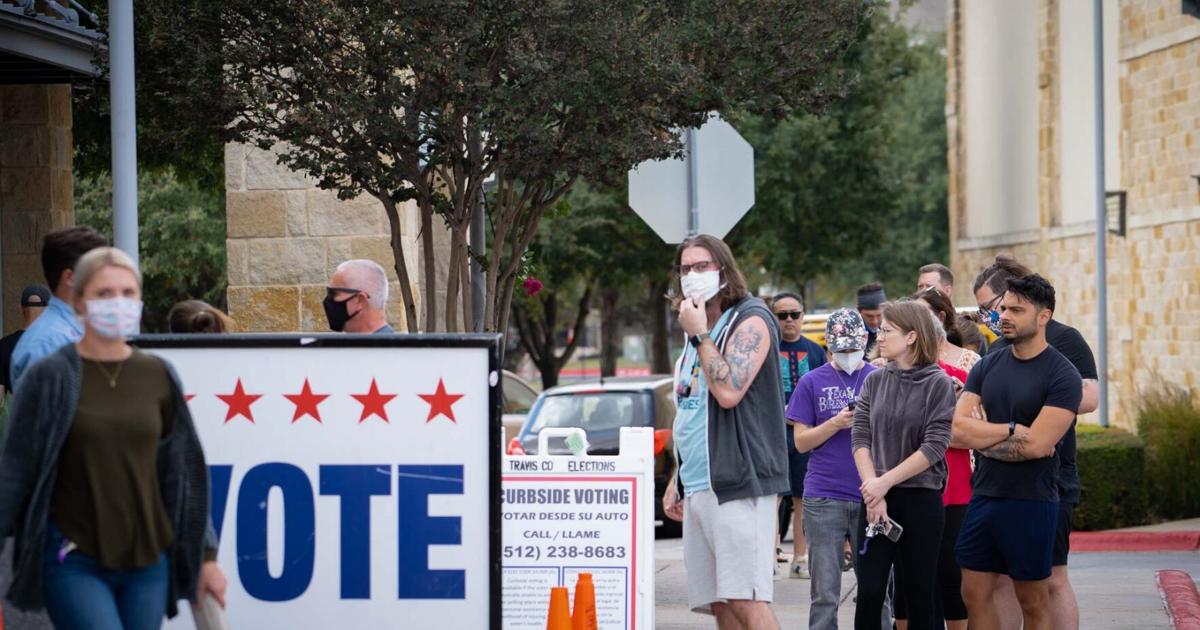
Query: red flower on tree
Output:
[[522, 277, 544, 297]]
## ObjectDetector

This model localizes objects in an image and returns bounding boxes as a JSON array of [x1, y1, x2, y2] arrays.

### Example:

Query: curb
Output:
[[1157, 570, 1200, 630], [1070, 531, 1200, 552]]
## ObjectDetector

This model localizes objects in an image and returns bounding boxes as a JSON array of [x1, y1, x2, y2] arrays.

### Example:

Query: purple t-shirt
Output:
[[785, 363, 876, 502]]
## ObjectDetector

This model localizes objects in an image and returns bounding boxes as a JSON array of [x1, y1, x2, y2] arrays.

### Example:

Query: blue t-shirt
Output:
[[778, 336, 826, 403], [785, 363, 876, 502], [966, 345, 1082, 502], [10, 296, 83, 390], [673, 308, 734, 496]]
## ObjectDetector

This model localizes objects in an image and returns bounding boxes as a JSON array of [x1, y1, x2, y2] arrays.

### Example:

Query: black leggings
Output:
[[892, 502, 969, 622], [854, 487, 944, 630]]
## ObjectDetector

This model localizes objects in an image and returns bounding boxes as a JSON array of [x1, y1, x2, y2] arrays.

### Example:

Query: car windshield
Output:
[[502, 376, 537, 414], [530, 391, 650, 433]]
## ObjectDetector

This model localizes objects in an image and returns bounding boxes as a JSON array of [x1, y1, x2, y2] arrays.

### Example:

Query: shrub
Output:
[[1137, 382, 1200, 520], [1074, 424, 1149, 530]]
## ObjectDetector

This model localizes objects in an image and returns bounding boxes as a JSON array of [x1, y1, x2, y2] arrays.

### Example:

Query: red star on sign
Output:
[[352, 378, 397, 423], [217, 378, 262, 424], [185, 394, 196, 402], [284, 378, 330, 423], [418, 378, 464, 423]]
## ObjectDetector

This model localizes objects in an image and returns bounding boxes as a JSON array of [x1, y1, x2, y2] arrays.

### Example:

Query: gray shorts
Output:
[[682, 489, 776, 614]]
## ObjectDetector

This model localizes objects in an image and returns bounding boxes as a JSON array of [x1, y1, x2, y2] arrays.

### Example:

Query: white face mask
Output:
[[832, 350, 865, 374], [85, 297, 143, 339], [680, 270, 723, 303]]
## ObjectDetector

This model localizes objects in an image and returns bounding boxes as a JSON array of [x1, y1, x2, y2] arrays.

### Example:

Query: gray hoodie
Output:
[[851, 362, 955, 491]]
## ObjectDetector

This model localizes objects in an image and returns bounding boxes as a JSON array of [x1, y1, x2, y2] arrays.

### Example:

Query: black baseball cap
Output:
[[20, 285, 51, 308]]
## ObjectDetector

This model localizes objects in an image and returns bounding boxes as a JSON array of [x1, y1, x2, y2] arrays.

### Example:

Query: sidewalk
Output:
[[654, 518, 1200, 629]]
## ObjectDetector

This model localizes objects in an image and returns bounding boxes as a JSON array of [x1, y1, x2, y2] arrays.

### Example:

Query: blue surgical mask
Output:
[[984, 310, 1002, 335]]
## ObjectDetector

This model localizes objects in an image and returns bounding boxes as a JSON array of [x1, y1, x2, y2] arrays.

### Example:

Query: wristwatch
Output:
[[688, 334, 705, 349], [1008, 421, 1017, 437]]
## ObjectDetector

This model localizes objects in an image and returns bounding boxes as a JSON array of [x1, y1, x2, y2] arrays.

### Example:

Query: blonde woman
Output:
[[0, 247, 225, 629], [851, 301, 956, 630]]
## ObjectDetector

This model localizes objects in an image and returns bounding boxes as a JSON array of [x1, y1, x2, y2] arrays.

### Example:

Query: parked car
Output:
[[510, 375, 680, 536], [501, 370, 539, 445]]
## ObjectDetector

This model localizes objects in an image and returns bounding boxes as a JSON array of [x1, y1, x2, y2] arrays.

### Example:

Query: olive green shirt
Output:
[[50, 348, 175, 570]]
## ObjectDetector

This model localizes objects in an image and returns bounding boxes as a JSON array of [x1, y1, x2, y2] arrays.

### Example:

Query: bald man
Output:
[[323, 259, 394, 333]]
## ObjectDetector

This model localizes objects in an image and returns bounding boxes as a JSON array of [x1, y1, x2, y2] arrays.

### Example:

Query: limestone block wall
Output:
[[0, 85, 74, 334], [947, 0, 1200, 430], [224, 143, 432, 332]]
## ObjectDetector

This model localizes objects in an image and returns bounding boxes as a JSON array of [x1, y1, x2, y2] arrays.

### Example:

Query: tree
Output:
[[723, 8, 950, 308], [209, 0, 865, 334], [75, 169, 227, 332]]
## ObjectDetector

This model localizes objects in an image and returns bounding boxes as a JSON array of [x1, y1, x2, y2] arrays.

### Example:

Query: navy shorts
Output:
[[785, 424, 809, 498], [1053, 502, 1075, 566], [955, 495, 1058, 581]]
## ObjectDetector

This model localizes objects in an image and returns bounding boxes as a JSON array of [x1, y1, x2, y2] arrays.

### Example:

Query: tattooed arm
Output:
[[695, 315, 771, 409], [977, 405, 1076, 462]]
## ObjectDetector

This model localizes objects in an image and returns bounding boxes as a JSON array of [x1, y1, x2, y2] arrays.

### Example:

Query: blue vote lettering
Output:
[[209, 463, 466, 601]]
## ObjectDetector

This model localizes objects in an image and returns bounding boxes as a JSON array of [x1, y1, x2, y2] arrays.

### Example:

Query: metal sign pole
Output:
[[686, 128, 699, 237], [1092, 0, 1110, 427]]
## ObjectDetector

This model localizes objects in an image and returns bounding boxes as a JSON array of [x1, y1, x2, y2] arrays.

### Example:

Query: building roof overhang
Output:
[[0, 1, 105, 84]]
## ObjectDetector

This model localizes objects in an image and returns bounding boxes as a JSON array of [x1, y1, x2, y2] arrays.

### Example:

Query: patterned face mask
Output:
[[85, 297, 143, 339], [983, 309, 1003, 336]]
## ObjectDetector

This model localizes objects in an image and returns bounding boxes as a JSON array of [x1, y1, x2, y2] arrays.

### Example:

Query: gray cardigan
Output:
[[0, 344, 216, 617], [851, 362, 955, 491]]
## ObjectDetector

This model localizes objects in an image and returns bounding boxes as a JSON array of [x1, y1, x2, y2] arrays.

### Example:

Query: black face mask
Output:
[[323, 291, 360, 332]]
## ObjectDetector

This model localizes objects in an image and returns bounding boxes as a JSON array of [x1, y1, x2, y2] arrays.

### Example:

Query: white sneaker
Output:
[[789, 557, 810, 579]]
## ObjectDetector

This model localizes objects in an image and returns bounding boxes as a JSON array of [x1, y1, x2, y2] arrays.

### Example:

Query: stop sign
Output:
[[627, 113, 755, 244]]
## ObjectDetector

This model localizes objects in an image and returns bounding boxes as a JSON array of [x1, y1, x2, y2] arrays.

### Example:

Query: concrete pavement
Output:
[[654, 535, 1200, 629]]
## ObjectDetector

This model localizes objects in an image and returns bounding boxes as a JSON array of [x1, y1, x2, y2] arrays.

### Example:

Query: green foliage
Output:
[[1137, 382, 1200, 520], [75, 170, 227, 332], [1074, 424, 1149, 530], [727, 8, 949, 308], [73, 0, 227, 187]]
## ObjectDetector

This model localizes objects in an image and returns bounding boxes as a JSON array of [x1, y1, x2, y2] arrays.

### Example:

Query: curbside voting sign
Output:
[[501, 428, 655, 629], [138, 334, 502, 629]]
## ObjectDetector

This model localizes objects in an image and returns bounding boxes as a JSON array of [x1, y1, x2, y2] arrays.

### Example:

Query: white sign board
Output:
[[501, 428, 655, 630], [139, 334, 502, 629], [627, 112, 755, 243]]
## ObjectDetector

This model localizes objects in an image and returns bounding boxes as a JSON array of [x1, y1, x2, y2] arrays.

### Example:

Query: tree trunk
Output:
[[378, 195, 418, 332], [445, 226, 464, 332], [600, 284, 620, 377], [420, 199, 437, 331], [648, 280, 672, 374], [538, 292, 559, 389]]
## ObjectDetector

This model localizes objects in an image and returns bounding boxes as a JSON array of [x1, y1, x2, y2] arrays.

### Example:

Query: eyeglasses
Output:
[[977, 294, 1003, 317], [677, 260, 717, 275], [775, 311, 804, 321], [326, 286, 363, 300]]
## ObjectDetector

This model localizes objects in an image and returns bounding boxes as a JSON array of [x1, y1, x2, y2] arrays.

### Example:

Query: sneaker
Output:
[[842, 549, 854, 572], [789, 557, 810, 579]]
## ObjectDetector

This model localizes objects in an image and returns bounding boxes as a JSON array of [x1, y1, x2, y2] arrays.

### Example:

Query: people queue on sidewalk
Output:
[[666, 235, 1098, 630]]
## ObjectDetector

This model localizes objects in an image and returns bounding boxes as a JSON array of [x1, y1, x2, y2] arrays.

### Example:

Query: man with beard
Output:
[[951, 275, 1082, 630]]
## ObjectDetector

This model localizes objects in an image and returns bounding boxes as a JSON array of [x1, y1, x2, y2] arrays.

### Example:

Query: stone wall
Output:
[[224, 143, 434, 332], [0, 85, 74, 334], [946, 0, 1200, 430]]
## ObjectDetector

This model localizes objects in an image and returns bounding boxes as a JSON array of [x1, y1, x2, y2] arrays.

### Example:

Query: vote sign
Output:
[[137, 334, 502, 629]]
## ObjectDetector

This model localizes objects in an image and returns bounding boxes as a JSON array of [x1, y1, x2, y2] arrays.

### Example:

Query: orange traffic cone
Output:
[[546, 586, 572, 630], [571, 573, 598, 630]]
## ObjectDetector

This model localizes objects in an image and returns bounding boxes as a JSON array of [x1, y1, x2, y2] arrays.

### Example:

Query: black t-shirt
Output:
[[0, 330, 23, 393], [966, 344, 1082, 502], [989, 320, 1096, 503]]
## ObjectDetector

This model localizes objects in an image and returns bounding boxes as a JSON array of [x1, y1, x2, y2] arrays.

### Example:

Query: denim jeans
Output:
[[803, 497, 891, 630], [42, 522, 169, 630]]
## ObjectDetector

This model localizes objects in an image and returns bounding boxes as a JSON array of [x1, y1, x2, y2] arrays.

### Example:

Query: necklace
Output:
[[93, 360, 125, 388]]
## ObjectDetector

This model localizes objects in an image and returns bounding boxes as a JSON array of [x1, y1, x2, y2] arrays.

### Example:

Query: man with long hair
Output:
[[662, 234, 788, 629]]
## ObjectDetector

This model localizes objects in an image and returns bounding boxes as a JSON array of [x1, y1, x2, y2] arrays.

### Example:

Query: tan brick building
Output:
[[224, 143, 450, 333], [946, 0, 1200, 429]]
